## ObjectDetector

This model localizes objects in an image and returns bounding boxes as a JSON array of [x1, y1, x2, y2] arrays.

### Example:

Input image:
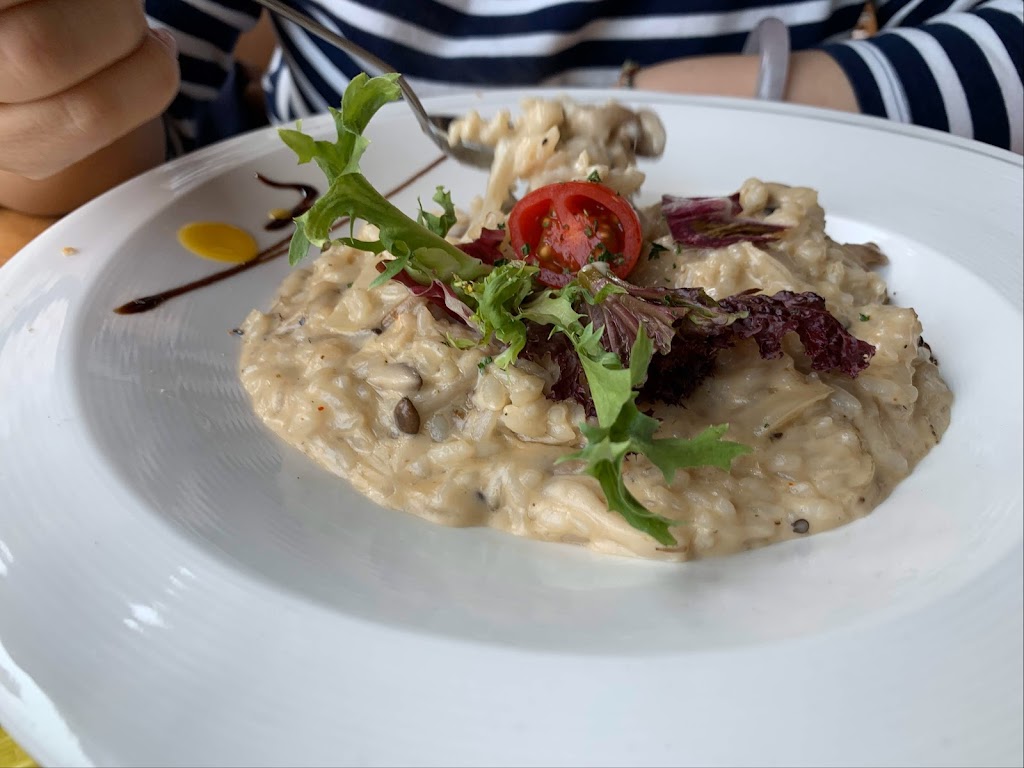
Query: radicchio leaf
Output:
[[521, 321, 590, 407], [456, 227, 506, 264], [662, 193, 788, 248], [720, 290, 876, 376], [378, 265, 475, 325], [374, 227, 506, 324], [538, 265, 875, 412], [575, 266, 746, 363]]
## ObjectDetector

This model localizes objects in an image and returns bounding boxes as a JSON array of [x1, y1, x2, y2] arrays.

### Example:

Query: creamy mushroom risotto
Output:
[[239, 74, 952, 561]]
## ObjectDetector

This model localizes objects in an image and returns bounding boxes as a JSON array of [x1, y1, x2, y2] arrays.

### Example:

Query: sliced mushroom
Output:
[[394, 397, 421, 434], [425, 412, 451, 442], [366, 363, 423, 394], [635, 109, 666, 157]]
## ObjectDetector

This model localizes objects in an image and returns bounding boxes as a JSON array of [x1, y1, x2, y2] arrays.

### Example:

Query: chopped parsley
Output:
[[648, 243, 668, 261]]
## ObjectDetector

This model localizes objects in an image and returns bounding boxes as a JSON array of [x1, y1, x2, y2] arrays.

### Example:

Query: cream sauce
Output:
[[239, 101, 952, 561]]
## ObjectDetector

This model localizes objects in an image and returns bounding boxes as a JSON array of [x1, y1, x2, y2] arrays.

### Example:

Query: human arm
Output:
[[0, 0, 180, 215], [0, 0, 265, 216], [819, 0, 1023, 152], [0, 119, 170, 216], [633, 0, 1023, 152], [633, 50, 859, 113]]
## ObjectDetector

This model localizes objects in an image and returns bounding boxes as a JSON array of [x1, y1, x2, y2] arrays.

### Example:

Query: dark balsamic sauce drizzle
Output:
[[114, 155, 447, 315], [256, 173, 318, 230], [113, 238, 291, 315]]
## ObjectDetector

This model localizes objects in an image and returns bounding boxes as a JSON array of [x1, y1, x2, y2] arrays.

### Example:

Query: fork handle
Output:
[[251, 0, 442, 147]]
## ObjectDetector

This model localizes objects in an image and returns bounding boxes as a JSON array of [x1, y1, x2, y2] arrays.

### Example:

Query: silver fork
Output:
[[252, 0, 494, 168]]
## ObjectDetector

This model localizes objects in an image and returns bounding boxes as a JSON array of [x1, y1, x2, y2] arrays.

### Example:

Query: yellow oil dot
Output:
[[177, 222, 258, 264]]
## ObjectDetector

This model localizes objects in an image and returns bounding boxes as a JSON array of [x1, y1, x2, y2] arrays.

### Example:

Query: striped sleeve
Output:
[[144, 0, 262, 155], [820, 0, 1024, 152], [258, 0, 873, 124]]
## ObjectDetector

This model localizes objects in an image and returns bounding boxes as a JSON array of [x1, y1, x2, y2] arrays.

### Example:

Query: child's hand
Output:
[[0, 0, 180, 180]]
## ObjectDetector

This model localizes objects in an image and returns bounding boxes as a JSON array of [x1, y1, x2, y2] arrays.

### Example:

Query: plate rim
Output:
[[1, 89, 1021, 767], [3, 88, 1023, 275]]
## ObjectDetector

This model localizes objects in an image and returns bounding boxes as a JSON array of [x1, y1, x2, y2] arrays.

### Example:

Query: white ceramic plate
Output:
[[0, 91, 1021, 767]]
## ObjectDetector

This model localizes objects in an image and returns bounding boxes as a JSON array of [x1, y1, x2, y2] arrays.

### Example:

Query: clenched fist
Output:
[[0, 0, 179, 180]]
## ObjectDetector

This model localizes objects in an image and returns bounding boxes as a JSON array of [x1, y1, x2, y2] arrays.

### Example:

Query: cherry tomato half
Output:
[[507, 181, 643, 287]]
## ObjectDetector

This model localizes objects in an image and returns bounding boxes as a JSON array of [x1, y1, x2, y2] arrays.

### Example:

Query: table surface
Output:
[[0, 208, 56, 267], [0, 207, 51, 766]]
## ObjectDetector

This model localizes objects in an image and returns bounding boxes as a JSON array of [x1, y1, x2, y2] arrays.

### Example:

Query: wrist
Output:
[[786, 51, 859, 112], [631, 54, 761, 98], [623, 49, 858, 115]]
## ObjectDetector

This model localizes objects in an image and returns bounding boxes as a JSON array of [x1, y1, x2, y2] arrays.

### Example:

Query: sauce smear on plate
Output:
[[177, 222, 259, 264], [112, 157, 445, 315]]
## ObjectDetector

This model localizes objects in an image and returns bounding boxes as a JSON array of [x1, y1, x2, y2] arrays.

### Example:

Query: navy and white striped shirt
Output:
[[146, 0, 1023, 154]]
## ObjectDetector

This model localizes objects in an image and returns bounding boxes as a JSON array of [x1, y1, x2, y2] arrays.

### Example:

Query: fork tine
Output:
[[251, 0, 495, 169]]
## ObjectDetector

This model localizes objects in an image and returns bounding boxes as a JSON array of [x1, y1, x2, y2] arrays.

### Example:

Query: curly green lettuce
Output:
[[280, 72, 752, 546]]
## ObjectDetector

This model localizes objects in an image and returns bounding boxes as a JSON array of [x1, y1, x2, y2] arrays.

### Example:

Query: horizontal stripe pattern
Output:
[[824, 0, 1022, 149], [145, 0, 1023, 154]]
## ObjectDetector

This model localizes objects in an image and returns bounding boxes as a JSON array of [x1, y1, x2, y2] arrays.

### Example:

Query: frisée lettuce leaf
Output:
[[279, 73, 489, 289], [278, 73, 783, 547]]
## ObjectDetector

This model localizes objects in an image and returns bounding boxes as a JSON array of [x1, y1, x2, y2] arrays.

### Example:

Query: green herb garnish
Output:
[[279, 73, 750, 546], [648, 242, 668, 260], [278, 74, 488, 289], [417, 186, 458, 238]]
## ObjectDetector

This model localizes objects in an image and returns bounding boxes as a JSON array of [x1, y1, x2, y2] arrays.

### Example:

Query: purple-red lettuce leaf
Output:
[[536, 265, 875, 412], [456, 227, 506, 264], [719, 290, 876, 376], [575, 266, 746, 366], [381, 266, 476, 325], [520, 321, 591, 407], [662, 192, 788, 248]]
